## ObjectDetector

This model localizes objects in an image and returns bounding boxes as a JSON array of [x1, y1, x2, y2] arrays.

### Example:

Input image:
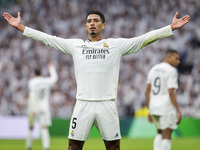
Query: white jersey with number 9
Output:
[[147, 62, 178, 115]]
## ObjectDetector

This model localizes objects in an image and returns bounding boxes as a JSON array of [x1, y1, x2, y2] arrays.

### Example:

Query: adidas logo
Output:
[[115, 133, 119, 137]]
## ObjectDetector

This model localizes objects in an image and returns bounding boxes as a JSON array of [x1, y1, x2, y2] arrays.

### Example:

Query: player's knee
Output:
[[112, 144, 120, 150], [105, 145, 120, 150], [68, 144, 82, 150], [29, 126, 33, 130], [68, 144, 81, 150], [68, 139, 84, 150], [111, 144, 120, 150]]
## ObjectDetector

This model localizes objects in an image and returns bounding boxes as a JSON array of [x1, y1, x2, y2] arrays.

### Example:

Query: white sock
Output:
[[26, 129, 33, 149], [161, 139, 171, 150], [153, 134, 162, 150], [41, 128, 50, 149]]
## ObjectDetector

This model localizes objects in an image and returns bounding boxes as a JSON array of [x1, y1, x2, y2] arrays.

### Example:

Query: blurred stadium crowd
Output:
[[0, 0, 200, 118]]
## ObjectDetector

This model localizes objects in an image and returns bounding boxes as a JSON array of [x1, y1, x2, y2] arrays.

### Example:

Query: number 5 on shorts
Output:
[[72, 117, 77, 129]]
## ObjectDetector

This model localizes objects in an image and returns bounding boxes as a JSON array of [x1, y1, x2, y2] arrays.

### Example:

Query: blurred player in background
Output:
[[26, 64, 58, 150], [145, 50, 181, 150], [3, 10, 189, 150]]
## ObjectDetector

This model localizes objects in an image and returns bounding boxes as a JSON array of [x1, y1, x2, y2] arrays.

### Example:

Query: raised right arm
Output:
[[3, 12, 73, 55], [3, 12, 25, 32]]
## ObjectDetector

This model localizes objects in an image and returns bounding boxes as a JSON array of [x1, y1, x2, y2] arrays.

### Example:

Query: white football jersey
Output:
[[28, 67, 58, 112], [147, 62, 178, 115], [24, 25, 173, 101]]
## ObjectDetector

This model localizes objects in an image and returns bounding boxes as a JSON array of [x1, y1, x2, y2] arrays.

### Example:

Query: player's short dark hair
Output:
[[86, 10, 105, 23], [165, 49, 179, 56], [34, 68, 41, 76]]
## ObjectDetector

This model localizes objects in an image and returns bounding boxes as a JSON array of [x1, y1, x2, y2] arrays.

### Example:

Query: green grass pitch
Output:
[[0, 137, 199, 150]]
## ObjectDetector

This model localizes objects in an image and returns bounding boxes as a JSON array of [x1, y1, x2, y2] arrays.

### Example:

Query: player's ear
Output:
[[101, 23, 105, 30]]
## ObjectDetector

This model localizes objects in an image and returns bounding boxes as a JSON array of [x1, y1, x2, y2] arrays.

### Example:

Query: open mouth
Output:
[[90, 27, 96, 30]]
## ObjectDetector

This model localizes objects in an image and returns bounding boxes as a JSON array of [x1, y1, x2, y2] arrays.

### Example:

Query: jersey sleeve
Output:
[[168, 69, 178, 89], [119, 25, 173, 56], [23, 27, 77, 55]]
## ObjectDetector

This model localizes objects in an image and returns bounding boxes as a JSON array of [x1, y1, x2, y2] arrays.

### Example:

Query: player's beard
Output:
[[90, 32, 96, 36], [90, 30, 101, 37]]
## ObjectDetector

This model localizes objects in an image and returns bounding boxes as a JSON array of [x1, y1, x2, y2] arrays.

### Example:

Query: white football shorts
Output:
[[151, 114, 177, 130], [68, 99, 121, 141], [28, 107, 51, 127]]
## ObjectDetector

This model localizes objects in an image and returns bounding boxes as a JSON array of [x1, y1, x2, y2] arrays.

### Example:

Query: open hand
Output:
[[48, 63, 55, 69], [170, 12, 190, 31], [3, 12, 21, 28]]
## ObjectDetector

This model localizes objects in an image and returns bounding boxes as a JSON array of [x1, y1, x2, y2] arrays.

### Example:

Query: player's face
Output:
[[170, 53, 180, 67], [85, 14, 105, 36]]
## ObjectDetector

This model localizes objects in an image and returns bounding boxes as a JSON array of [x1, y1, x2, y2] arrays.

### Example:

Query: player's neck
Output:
[[164, 60, 174, 67], [88, 33, 102, 42]]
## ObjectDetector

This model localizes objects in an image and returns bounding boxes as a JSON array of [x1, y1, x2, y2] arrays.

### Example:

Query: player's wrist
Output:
[[170, 24, 175, 31], [17, 23, 25, 32]]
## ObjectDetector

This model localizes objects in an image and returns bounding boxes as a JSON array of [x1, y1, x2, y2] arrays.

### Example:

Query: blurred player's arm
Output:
[[48, 63, 58, 85], [145, 83, 151, 109], [145, 83, 153, 123], [168, 88, 182, 124]]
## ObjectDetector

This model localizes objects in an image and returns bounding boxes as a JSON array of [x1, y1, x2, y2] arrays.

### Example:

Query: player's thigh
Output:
[[27, 111, 36, 127], [162, 128, 173, 139], [160, 114, 177, 130], [68, 100, 95, 141], [95, 100, 121, 141]]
